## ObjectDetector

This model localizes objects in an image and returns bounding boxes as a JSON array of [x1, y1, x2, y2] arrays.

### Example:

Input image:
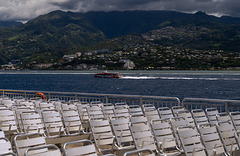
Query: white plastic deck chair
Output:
[[176, 109, 196, 127], [41, 109, 65, 137], [89, 119, 116, 154], [14, 133, 47, 156], [205, 108, 219, 125], [129, 121, 157, 153], [61, 109, 84, 135], [61, 103, 77, 110], [177, 125, 207, 156], [198, 123, 226, 156], [1, 99, 14, 109], [123, 148, 155, 156], [77, 103, 90, 131], [20, 111, 44, 134], [216, 121, 240, 156], [102, 103, 115, 120], [0, 108, 19, 135], [110, 117, 134, 150], [90, 101, 103, 107], [114, 105, 130, 118], [158, 107, 174, 119], [150, 118, 181, 156], [128, 105, 143, 116], [230, 111, 240, 133], [130, 114, 148, 125], [0, 137, 16, 156], [24, 144, 61, 156], [216, 112, 232, 123], [191, 109, 209, 126], [144, 107, 160, 122], [87, 105, 105, 120]]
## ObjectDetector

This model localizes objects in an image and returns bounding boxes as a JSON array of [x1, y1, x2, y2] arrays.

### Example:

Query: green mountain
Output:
[[1, 10, 240, 65]]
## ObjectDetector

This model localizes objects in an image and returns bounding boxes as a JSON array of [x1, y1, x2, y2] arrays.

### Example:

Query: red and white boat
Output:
[[94, 71, 123, 78]]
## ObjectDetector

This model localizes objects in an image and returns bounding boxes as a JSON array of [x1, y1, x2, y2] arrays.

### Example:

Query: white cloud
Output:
[[0, 0, 239, 21]]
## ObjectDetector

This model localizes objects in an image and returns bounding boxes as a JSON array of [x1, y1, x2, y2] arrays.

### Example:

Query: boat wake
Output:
[[122, 76, 240, 81]]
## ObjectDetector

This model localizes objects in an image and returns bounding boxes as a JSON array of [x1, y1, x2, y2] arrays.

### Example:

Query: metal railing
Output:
[[1, 89, 240, 113], [0, 89, 180, 108], [182, 98, 240, 112]]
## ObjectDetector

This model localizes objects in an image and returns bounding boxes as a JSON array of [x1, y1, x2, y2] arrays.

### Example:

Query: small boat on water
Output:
[[94, 71, 123, 78]]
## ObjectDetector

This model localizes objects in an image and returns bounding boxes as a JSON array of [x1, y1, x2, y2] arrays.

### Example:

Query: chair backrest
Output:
[[114, 105, 130, 118], [176, 109, 195, 127], [150, 119, 181, 155], [177, 125, 207, 156], [63, 139, 98, 156], [158, 107, 174, 119], [14, 133, 46, 156], [191, 109, 209, 126], [144, 108, 160, 121], [198, 123, 226, 156], [0, 137, 15, 156], [102, 103, 115, 119], [25, 144, 61, 156], [0, 108, 18, 133], [61, 109, 83, 135], [171, 106, 186, 116], [20, 111, 44, 134], [1, 99, 14, 108], [129, 121, 156, 151], [110, 117, 134, 148], [87, 105, 104, 120], [123, 148, 155, 156], [41, 109, 65, 137], [216, 112, 232, 122], [205, 108, 219, 124], [129, 105, 143, 116], [217, 121, 240, 155], [89, 119, 115, 153]]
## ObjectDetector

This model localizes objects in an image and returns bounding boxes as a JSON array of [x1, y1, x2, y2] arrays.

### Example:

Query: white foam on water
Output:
[[121, 76, 159, 79]]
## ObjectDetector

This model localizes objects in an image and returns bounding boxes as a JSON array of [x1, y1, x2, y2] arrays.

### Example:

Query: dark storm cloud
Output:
[[0, 0, 239, 21]]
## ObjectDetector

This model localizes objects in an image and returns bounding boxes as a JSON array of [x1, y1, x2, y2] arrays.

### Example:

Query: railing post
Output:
[[105, 96, 109, 103], [140, 97, 143, 107], [25, 91, 27, 99], [225, 101, 229, 112]]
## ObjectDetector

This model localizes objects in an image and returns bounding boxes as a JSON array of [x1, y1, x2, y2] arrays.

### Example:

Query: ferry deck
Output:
[[0, 89, 240, 156]]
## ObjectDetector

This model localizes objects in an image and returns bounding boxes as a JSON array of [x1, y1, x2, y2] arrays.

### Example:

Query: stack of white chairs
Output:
[[129, 116, 157, 153], [198, 123, 226, 156], [89, 119, 116, 154], [217, 121, 240, 155], [41, 109, 65, 137], [110, 117, 135, 150], [20, 110, 44, 134], [0, 108, 19, 135], [177, 125, 207, 156], [61, 109, 84, 135], [150, 119, 181, 156]]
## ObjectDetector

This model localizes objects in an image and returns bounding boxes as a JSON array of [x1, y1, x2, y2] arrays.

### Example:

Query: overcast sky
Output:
[[0, 0, 239, 21]]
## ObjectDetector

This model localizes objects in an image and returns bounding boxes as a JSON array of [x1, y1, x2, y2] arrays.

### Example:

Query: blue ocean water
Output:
[[1, 70, 240, 100]]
